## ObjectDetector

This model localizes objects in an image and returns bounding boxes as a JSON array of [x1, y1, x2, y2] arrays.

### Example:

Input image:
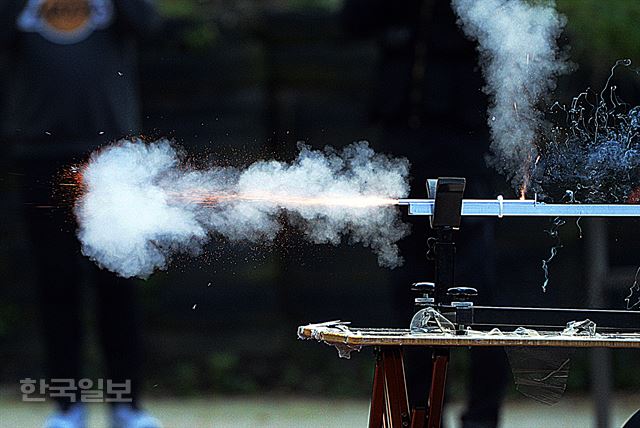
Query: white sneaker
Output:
[[43, 403, 87, 428], [111, 404, 163, 428]]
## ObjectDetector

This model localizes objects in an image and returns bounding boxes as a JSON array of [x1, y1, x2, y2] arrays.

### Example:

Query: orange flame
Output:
[[63, 170, 399, 209], [171, 190, 399, 208]]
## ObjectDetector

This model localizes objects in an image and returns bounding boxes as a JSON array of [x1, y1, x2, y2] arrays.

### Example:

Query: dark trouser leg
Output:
[[23, 161, 83, 410], [460, 347, 509, 428], [94, 269, 142, 407], [34, 224, 83, 410], [458, 220, 509, 428]]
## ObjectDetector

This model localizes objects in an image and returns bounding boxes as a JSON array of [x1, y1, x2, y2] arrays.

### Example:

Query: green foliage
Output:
[[157, 0, 198, 18], [613, 351, 640, 390], [285, 0, 343, 11], [154, 0, 640, 73], [558, 0, 640, 69], [206, 352, 259, 394], [182, 23, 220, 52], [174, 362, 200, 394], [156, 0, 343, 19]]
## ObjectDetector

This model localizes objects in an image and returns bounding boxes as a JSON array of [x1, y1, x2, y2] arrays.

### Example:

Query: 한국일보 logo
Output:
[[17, 0, 113, 44]]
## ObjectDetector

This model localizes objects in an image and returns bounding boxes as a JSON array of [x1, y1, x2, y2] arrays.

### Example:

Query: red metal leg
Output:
[[383, 347, 411, 427], [369, 349, 385, 428], [368, 347, 411, 428], [410, 408, 426, 428], [369, 346, 450, 428], [426, 349, 449, 428]]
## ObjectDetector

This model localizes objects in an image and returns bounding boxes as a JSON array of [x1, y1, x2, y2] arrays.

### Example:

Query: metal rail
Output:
[[397, 198, 640, 217], [442, 306, 640, 331]]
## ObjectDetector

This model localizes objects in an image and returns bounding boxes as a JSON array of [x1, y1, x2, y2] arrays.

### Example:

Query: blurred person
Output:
[[0, 1, 163, 427], [343, 1, 510, 427]]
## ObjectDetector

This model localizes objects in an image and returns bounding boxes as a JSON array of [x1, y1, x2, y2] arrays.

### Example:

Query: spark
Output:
[[519, 152, 534, 200], [50, 164, 86, 209], [519, 165, 530, 199]]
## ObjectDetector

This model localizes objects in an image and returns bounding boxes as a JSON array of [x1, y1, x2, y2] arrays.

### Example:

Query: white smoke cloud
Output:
[[451, 0, 568, 190], [75, 139, 410, 278]]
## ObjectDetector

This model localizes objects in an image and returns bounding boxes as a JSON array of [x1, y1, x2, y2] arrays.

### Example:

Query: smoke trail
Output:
[[451, 0, 568, 192], [75, 139, 410, 278], [532, 60, 640, 203]]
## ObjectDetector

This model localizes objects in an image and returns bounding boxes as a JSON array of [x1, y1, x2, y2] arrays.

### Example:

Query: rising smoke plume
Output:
[[451, 0, 568, 192], [75, 139, 410, 278]]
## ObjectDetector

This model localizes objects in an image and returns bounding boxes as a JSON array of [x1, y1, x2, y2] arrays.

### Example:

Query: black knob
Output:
[[411, 282, 435, 292], [447, 287, 478, 301]]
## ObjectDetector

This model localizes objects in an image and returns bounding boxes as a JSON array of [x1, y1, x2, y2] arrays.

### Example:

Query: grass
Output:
[[1, 394, 639, 428]]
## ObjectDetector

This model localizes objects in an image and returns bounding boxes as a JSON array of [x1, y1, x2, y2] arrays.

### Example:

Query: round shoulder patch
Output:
[[17, 0, 114, 44]]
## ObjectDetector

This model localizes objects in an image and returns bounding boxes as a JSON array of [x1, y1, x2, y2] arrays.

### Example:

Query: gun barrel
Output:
[[397, 198, 640, 217]]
